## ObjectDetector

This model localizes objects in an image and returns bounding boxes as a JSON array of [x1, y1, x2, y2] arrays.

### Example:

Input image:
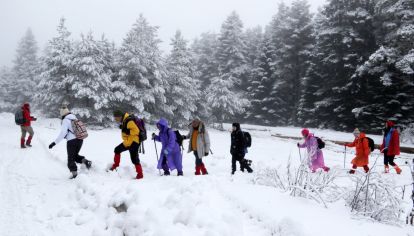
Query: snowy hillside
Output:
[[0, 112, 413, 236]]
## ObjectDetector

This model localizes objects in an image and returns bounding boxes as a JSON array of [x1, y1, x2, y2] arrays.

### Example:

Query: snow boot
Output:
[[363, 165, 370, 173], [201, 163, 208, 175], [195, 165, 201, 175], [110, 153, 121, 171], [82, 159, 92, 169], [135, 164, 144, 179], [163, 170, 170, 176], [20, 138, 26, 148], [177, 171, 183, 176], [323, 166, 330, 172], [384, 165, 390, 173], [394, 165, 402, 175], [349, 169, 356, 174], [26, 136, 33, 147], [70, 171, 78, 179]]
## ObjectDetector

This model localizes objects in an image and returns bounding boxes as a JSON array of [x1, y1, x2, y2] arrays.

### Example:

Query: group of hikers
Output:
[[17, 103, 401, 179], [297, 121, 401, 175]]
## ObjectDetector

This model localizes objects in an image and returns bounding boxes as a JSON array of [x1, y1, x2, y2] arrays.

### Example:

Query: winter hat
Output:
[[301, 128, 309, 137], [386, 120, 395, 127], [60, 107, 70, 117], [113, 110, 124, 118], [192, 119, 201, 128], [353, 128, 360, 135]]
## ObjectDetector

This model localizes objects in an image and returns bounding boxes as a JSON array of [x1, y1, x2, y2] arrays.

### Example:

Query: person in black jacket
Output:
[[231, 123, 253, 175]]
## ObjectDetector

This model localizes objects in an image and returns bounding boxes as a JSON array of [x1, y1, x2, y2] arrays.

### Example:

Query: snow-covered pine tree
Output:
[[11, 28, 39, 106], [165, 30, 199, 127], [113, 14, 169, 119], [304, 0, 377, 130], [36, 18, 74, 116], [0, 67, 14, 111], [69, 32, 114, 123], [352, 0, 414, 132], [268, 0, 314, 126], [211, 11, 250, 124], [245, 30, 275, 125]]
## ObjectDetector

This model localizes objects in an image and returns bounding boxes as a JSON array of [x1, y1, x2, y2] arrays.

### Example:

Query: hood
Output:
[[359, 132, 366, 138], [63, 113, 76, 120], [157, 118, 169, 131], [22, 103, 30, 110]]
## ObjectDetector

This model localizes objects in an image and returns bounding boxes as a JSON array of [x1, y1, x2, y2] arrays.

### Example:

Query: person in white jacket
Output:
[[48, 107, 91, 179]]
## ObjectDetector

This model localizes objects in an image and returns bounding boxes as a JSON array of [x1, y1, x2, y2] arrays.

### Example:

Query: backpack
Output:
[[15, 110, 26, 125], [71, 120, 88, 139], [168, 128, 184, 147], [364, 137, 375, 152], [242, 131, 252, 148], [315, 137, 325, 149], [124, 115, 147, 143]]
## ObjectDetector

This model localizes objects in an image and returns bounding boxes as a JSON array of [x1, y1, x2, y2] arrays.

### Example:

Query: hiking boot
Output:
[[135, 164, 144, 179], [82, 159, 92, 169], [349, 169, 356, 174], [70, 171, 78, 179], [195, 165, 201, 175], [394, 165, 402, 175], [200, 163, 208, 175], [110, 154, 121, 171], [20, 139, 26, 148], [163, 170, 170, 176], [26, 136, 33, 147], [384, 165, 390, 173], [177, 171, 183, 176], [323, 167, 330, 172]]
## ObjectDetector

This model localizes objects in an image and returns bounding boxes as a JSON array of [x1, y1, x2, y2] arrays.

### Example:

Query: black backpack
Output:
[[364, 137, 375, 152], [242, 131, 252, 148], [168, 128, 184, 147], [315, 137, 325, 149], [15, 110, 26, 125]]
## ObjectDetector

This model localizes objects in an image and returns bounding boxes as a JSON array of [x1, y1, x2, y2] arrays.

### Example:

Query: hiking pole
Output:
[[344, 146, 347, 168], [209, 148, 214, 155], [154, 139, 161, 175], [298, 147, 303, 163]]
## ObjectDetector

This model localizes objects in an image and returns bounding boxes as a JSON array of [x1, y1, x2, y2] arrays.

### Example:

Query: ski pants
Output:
[[384, 153, 396, 166], [232, 153, 246, 172], [193, 151, 204, 166], [67, 139, 85, 172], [21, 126, 34, 139], [114, 142, 141, 165]]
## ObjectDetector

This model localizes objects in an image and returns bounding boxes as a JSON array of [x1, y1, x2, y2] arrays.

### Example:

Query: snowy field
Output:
[[0, 112, 413, 236]]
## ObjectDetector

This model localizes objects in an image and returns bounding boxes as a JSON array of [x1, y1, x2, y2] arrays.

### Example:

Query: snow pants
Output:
[[384, 153, 396, 166], [21, 126, 34, 139], [67, 139, 85, 172], [114, 141, 141, 165]]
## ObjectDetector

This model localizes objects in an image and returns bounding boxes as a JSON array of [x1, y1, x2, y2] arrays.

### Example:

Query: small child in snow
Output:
[[297, 128, 330, 173], [344, 128, 370, 174]]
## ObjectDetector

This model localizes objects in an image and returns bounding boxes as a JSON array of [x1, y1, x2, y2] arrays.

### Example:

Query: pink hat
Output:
[[301, 128, 309, 137]]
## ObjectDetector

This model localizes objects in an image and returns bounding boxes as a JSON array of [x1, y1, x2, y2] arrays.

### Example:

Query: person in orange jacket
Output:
[[380, 120, 401, 174], [345, 128, 370, 174]]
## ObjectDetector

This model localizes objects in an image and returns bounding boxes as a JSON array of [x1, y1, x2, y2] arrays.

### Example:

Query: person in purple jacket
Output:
[[152, 118, 183, 176], [297, 128, 330, 173]]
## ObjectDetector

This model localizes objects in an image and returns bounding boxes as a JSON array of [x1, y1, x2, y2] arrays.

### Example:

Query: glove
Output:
[[163, 149, 169, 156], [49, 142, 56, 149], [32, 117, 37, 121], [152, 133, 156, 140], [205, 152, 209, 156], [297, 143, 300, 147]]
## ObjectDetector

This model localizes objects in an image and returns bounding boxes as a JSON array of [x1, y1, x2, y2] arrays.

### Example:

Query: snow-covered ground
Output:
[[0, 112, 413, 236]]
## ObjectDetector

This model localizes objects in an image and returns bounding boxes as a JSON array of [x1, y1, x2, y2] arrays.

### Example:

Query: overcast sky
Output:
[[0, 0, 326, 67]]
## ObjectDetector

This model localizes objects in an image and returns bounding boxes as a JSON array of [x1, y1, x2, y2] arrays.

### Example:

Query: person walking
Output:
[[182, 119, 210, 175], [380, 120, 401, 174], [48, 107, 92, 179], [344, 128, 370, 174], [109, 110, 144, 179], [152, 118, 183, 176], [20, 103, 37, 148], [297, 128, 330, 173], [230, 123, 253, 175]]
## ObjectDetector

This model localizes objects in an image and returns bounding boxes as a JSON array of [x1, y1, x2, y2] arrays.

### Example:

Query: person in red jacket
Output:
[[20, 103, 37, 148], [344, 128, 370, 174], [380, 120, 401, 174]]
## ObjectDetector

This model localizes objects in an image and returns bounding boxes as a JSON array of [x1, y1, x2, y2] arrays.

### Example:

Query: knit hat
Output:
[[301, 128, 309, 137], [113, 110, 124, 118], [353, 128, 360, 135], [60, 107, 70, 117]]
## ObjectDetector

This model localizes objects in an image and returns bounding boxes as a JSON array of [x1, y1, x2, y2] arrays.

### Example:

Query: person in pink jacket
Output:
[[297, 128, 330, 173]]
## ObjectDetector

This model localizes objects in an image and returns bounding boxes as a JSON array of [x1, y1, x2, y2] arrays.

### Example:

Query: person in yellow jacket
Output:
[[109, 110, 143, 179]]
